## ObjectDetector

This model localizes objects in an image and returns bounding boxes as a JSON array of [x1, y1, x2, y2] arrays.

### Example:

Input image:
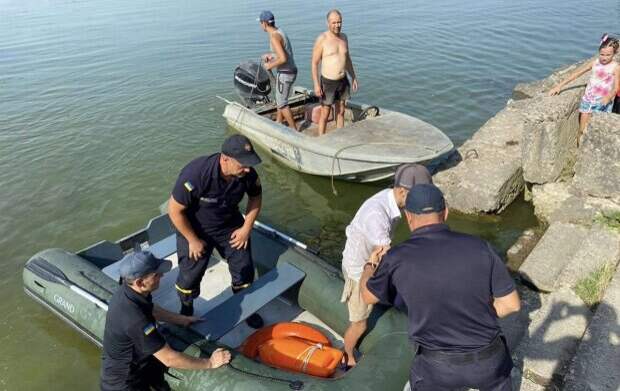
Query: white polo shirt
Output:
[[342, 188, 402, 281]]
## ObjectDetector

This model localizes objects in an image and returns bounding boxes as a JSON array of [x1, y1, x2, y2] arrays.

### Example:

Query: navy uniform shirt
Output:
[[171, 153, 262, 234], [367, 223, 515, 352], [100, 284, 167, 390]]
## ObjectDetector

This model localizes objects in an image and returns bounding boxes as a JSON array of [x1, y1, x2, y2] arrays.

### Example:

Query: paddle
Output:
[[26, 257, 109, 311]]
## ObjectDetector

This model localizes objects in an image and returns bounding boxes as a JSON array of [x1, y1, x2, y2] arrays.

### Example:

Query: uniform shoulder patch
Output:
[[184, 181, 195, 192], [143, 323, 156, 336]]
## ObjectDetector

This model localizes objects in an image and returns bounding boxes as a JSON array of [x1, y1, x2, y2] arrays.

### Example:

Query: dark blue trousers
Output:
[[409, 338, 513, 391], [175, 227, 254, 302]]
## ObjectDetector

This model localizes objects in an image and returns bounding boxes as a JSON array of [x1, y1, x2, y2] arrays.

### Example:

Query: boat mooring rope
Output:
[[167, 328, 305, 390], [227, 362, 305, 390], [330, 141, 441, 196]]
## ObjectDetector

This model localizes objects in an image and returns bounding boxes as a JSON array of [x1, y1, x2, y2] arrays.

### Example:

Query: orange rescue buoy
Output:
[[241, 322, 343, 378]]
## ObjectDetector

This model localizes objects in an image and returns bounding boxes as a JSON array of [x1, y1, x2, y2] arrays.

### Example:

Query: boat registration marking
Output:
[[54, 294, 76, 314], [271, 141, 301, 165]]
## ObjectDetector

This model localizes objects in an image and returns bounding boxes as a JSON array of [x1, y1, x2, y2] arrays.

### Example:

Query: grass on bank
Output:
[[594, 211, 620, 231], [574, 263, 616, 309]]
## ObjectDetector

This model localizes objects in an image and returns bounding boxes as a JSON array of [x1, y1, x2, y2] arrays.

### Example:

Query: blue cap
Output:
[[119, 251, 172, 279], [258, 10, 275, 23], [405, 184, 446, 214]]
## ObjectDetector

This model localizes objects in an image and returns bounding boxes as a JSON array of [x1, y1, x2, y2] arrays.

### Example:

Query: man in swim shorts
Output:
[[311, 9, 358, 136]]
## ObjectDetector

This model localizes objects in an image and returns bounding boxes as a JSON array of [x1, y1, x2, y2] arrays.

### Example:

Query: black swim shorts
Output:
[[320, 76, 350, 106]]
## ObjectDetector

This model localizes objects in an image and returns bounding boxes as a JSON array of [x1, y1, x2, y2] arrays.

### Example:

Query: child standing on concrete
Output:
[[549, 34, 619, 143]]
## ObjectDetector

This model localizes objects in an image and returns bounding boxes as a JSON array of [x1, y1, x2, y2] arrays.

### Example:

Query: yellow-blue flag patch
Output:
[[184, 181, 195, 192], [143, 323, 156, 336]]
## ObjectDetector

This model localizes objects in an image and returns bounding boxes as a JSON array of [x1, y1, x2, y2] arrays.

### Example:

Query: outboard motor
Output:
[[234, 61, 272, 108]]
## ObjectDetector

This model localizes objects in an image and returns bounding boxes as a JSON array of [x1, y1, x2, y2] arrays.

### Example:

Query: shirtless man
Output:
[[311, 9, 358, 136], [259, 10, 298, 131]]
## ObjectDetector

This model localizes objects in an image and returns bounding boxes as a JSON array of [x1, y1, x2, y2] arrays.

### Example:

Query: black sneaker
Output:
[[180, 302, 194, 316], [245, 313, 264, 329]]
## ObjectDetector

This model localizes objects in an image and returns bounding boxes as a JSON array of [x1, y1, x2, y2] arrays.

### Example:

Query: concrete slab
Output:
[[519, 223, 588, 292], [514, 288, 592, 387], [573, 113, 620, 199], [521, 93, 582, 184], [433, 104, 526, 214], [506, 228, 544, 271], [558, 225, 620, 289], [563, 267, 620, 391], [434, 143, 523, 214]]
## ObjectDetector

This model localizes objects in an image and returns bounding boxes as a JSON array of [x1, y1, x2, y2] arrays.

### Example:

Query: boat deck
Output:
[[102, 254, 345, 351]]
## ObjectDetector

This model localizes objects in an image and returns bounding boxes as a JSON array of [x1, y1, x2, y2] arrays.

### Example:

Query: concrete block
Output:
[[531, 182, 620, 226], [521, 94, 582, 184], [573, 113, 620, 199], [563, 266, 620, 391], [519, 223, 588, 292], [434, 143, 523, 214], [433, 102, 530, 214], [514, 288, 592, 387], [531, 182, 572, 223], [558, 225, 620, 289], [506, 228, 544, 271]]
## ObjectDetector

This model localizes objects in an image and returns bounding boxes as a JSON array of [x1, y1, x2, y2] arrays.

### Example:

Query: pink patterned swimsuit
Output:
[[579, 59, 618, 113]]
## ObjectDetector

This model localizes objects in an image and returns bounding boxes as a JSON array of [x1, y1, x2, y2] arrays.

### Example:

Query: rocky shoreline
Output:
[[435, 54, 620, 391]]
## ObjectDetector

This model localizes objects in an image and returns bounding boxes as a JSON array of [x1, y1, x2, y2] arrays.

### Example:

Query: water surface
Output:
[[1, 0, 618, 388]]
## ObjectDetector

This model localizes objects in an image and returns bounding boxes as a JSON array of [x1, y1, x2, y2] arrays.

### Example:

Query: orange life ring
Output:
[[241, 322, 343, 378]]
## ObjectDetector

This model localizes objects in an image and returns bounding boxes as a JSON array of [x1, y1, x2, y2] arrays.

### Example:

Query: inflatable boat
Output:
[[23, 214, 413, 390]]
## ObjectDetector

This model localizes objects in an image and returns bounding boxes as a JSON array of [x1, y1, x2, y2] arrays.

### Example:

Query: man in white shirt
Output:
[[340, 163, 432, 368]]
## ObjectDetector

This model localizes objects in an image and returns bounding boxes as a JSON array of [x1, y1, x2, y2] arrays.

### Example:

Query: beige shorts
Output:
[[340, 275, 373, 322]]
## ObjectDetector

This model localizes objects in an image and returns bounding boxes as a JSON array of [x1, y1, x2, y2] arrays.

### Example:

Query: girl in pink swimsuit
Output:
[[549, 34, 619, 144]]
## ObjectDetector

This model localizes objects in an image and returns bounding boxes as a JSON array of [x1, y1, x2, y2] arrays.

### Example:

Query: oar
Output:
[[252, 220, 319, 255], [25, 257, 109, 311]]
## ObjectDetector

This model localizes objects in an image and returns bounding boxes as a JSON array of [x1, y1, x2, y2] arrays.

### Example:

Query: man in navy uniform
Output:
[[361, 184, 521, 391], [100, 251, 230, 391], [168, 134, 264, 328]]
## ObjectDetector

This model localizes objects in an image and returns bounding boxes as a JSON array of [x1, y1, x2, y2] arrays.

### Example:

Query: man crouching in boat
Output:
[[259, 10, 299, 131], [340, 164, 432, 368], [312, 9, 358, 136], [168, 134, 264, 329], [100, 251, 230, 391]]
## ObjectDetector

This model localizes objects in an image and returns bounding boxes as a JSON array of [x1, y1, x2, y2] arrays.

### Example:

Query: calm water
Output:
[[1, 0, 618, 388]]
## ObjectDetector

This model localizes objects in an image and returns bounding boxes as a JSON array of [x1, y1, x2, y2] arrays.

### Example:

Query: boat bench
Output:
[[191, 262, 306, 341], [147, 234, 177, 259]]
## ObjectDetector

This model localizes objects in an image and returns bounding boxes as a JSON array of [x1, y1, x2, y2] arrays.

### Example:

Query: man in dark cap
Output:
[[168, 134, 264, 328], [100, 251, 230, 391], [340, 163, 432, 368], [360, 184, 521, 391]]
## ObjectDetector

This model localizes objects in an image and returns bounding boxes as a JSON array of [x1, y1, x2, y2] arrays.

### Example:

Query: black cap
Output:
[[221, 134, 262, 167], [405, 184, 446, 214]]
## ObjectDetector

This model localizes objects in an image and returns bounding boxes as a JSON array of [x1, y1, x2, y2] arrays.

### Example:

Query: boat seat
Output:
[[191, 262, 306, 341], [147, 234, 177, 259], [101, 234, 177, 280]]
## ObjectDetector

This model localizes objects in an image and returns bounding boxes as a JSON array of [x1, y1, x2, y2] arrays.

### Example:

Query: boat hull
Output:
[[23, 216, 413, 390], [222, 91, 453, 182]]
